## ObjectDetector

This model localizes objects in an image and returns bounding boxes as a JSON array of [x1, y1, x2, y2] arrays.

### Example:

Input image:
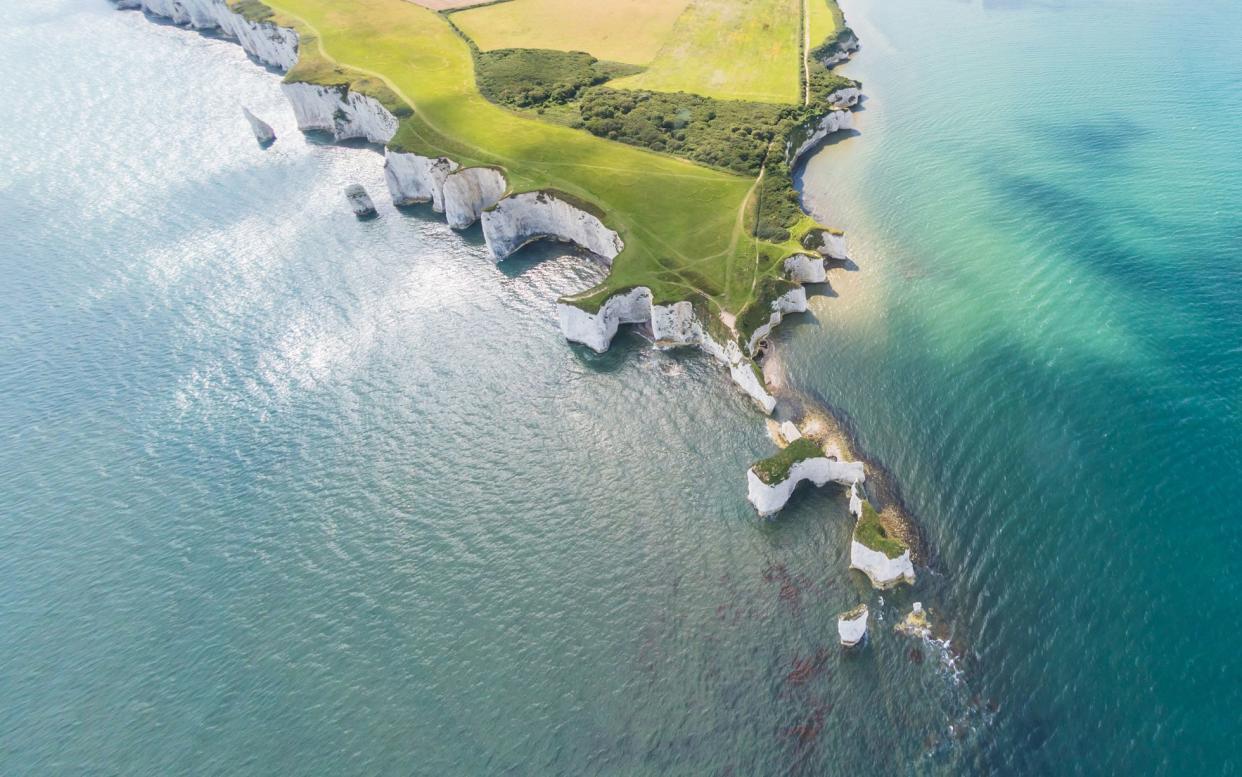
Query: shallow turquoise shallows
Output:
[[1, 0, 1239, 773]]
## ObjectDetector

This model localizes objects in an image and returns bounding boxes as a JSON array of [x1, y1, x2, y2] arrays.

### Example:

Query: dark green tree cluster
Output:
[[753, 162, 803, 243], [474, 48, 639, 109], [576, 88, 795, 176]]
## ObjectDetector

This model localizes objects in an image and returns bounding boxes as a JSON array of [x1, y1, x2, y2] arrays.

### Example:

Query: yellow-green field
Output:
[[449, 0, 694, 65], [257, 0, 797, 314], [608, 0, 803, 104]]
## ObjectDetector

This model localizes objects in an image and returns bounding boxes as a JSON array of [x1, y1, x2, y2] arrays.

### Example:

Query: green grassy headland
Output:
[[229, 0, 857, 353]]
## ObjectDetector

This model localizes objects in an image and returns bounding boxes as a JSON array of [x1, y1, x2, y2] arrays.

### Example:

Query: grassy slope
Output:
[[259, 0, 796, 314], [807, 0, 846, 50], [609, 0, 802, 105], [449, 0, 693, 65]]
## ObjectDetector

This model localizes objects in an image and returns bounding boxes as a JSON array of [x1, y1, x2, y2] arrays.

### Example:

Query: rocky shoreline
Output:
[[117, 0, 945, 639]]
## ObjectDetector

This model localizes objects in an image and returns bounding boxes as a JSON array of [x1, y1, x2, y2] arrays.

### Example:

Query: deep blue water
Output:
[[1, 0, 1239, 774]]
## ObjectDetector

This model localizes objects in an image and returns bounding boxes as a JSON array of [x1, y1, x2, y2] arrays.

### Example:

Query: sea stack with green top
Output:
[[746, 437, 864, 517], [849, 500, 915, 589]]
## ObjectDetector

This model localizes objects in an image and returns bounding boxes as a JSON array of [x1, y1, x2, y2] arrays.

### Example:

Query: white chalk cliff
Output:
[[820, 31, 860, 67], [746, 456, 865, 517], [444, 167, 507, 229], [556, 291, 778, 413], [788, 109, 855, 166], [850, 541, 915, 589], [120, 0, 861, 420], [817, 231, 849, 261], [282, 83, 399, 144], [784, 254, 827, 284], [825, 87, 862, 109], [118, 0, 298, 71], [744, 288, 808, 356], [384, 150, 459, 211], [483, 191, 623, 263]]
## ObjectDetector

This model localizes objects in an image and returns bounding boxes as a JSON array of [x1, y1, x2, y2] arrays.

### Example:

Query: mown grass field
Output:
[[257, 0, 791, 314], [608, 0, 803, 104], [449, 0, 693, 65]]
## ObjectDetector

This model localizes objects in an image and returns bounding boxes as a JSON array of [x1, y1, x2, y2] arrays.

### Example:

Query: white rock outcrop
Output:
[[444, 167, 508, 229], [825, 87, 862, 109], [483, 191, 623, 263], [744, 288, 808, 356], [556, 287, 654, 354], [895, 602, 932, 639], [281, 82, 399, 144], [119, 0, 298, 71], [850, 541, 915, 589], [817, 231, 849, 261], [837, 604, 869, 647], [784, 254, 827, 284], [344, 184, 377, 218], [746, 456, 865, 517], [242, 106, 275, 144], [556, 291, 777, 413], [779, 421, 801, 443], [788, 110, 854, 166], [383, 150, 459, 210], [820, 31, 860, 67]]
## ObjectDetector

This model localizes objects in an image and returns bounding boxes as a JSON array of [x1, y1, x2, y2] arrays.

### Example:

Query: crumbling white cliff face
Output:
[[817, 231, 849, 261], [850, 541, 916, 589], [825, 87, 862, 109], [119, 0, 298, 71], [788, 109, 855, 166], [556, 292, 778, 414], [444, 167, 507, 229], [281, 83, 399, 144], [744, 288, 809, 356], [820, 31, 860, 67], [555, 287, 654, 354], [784, 254, 827, 284], [483, 191, 623, 263], [746, 456, 865, 517], [383, 150, 459, 210]]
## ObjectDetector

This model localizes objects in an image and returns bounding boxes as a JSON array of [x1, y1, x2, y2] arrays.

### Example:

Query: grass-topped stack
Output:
[[746, 438, 864, 517], [849, 501, 915, 589]]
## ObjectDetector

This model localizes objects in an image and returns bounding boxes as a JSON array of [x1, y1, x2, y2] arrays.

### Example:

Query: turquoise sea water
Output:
[[1, 0, 1238, 774]]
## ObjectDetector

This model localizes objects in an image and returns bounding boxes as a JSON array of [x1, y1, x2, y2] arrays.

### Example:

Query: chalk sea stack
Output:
[[344, 184, 377, 219], [241, 107, 275, 145], [837, 604, 869, 647]]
